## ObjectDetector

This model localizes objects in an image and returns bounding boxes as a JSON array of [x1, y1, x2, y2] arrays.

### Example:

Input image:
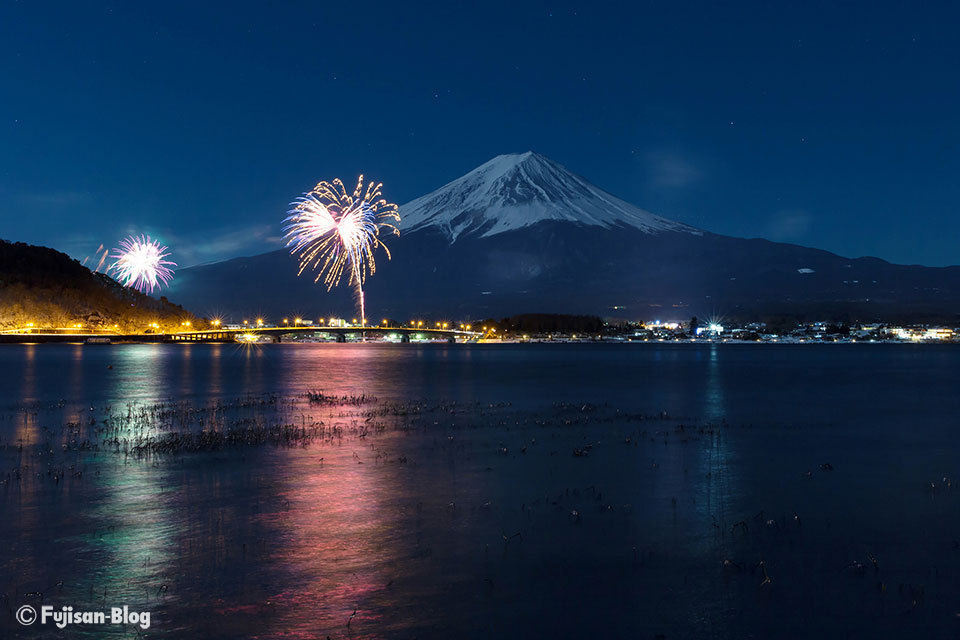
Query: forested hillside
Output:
[[0, 239, 197, 331]]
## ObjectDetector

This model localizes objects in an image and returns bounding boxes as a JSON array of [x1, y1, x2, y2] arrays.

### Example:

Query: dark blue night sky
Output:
[[2, 1, 958, 266]]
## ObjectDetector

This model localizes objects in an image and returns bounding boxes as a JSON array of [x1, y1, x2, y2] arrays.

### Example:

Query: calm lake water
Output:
[[1, 343, 959, 639]]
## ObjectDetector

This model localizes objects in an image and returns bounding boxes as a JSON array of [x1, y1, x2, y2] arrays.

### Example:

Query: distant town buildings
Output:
[[621, 320, 957, 344], [890, 326, 954, 341]]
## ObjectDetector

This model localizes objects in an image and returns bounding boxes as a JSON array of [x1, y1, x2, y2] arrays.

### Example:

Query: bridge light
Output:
[[283, 318, 289, 324], [295, 318, 302, 325], [256, 318, 263, 326], [243, 320, 248, 325]]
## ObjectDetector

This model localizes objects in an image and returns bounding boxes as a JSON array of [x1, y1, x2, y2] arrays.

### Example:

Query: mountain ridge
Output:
[[400, 151, 699, 241], [168, 152, 960, 322]]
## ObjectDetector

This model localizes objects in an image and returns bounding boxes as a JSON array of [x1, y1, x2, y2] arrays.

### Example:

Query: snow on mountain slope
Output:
[[400, 151, 701, 241]]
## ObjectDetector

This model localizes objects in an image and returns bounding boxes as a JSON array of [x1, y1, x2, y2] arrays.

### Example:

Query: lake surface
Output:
[[1, 343, 959, 639]]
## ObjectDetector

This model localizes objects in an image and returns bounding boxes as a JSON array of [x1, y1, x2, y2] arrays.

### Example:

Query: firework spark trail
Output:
[[82, 245, 110, 272], [282, 176, 399, 324], [94, 244, 109, 272], [109, 235, 176, 293]]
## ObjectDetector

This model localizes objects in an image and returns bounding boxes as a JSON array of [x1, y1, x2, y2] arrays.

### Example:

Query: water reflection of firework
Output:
[[283, 176, 399, 324]]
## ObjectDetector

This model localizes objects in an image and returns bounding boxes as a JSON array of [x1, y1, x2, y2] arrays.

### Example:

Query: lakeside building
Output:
[[890, 326, 955, 341]]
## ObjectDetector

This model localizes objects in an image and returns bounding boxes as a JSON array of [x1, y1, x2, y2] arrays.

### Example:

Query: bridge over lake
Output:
[[0, 326, 479, 344]]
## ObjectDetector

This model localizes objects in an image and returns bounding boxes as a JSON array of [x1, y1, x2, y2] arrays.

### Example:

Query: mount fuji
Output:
[[170, 152, 960, 322], [401, 151, 696, 240]]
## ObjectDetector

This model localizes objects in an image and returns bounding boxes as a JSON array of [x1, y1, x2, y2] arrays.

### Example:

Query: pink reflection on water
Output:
[[246, 444, 407, 638]]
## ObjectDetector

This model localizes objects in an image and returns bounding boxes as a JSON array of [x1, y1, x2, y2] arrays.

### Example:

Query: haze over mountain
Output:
[[169, 153, 960, 323]]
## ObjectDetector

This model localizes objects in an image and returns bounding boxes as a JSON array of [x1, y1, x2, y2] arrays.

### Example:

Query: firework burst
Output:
[[283, 176, 400, 323], [109, 235, 176, 293]]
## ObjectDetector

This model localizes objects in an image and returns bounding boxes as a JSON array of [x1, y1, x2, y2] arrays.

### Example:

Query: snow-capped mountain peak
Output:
[[399, 151, 699, 241]]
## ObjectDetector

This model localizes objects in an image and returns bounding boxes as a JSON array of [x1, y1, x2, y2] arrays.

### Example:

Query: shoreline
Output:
[[0, 336, 957, 346]]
